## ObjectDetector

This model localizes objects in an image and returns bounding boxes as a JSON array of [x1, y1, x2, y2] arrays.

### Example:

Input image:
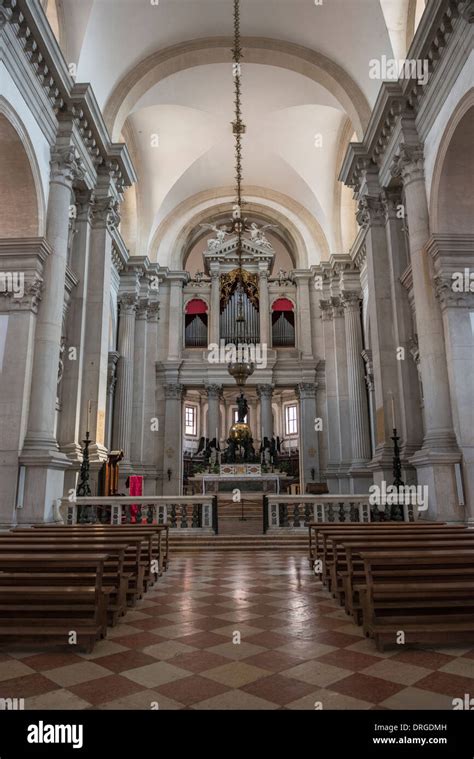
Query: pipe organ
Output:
[[220, 287, 260, 344]]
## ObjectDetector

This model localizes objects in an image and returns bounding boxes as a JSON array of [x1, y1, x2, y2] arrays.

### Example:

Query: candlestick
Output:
[[388, 391, 395, 430], [87, 400, 91, 434]]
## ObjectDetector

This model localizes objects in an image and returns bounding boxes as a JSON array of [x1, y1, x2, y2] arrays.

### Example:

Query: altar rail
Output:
[[59, 496, 218, 532], [263, 495, 418, 531]]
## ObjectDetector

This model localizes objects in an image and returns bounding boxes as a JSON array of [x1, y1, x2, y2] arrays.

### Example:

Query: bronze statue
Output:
[[236, 392, 248, 423]]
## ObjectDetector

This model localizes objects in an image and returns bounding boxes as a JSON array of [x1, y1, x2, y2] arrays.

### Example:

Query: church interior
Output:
[[0, 0, 473, 718]]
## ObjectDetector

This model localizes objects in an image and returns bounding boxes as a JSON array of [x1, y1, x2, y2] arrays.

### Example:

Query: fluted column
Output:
[[105, 351, 119, 450], [142, 302, 160, 493], [206, 384, 222, 442], [383, 187, 423, 465], [21, 142, 82, 521], [209, 266, 220, 345], [392, 144, 461, 519], [320, 299, 340, 491], [58, 188, 93, 463], [258, 265, 270, 347], [80, 190, 118, 462], [341, 291, 371, 466], [113, 294, 137, 464], [131, 301, 148, 468], [331, 295, 351, 488], [296, 382, 319, 491], [257, 384, 273, 441]]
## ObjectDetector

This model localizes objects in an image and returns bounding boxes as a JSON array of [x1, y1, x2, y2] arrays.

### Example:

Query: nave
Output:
[[2, 549, 474, 711]]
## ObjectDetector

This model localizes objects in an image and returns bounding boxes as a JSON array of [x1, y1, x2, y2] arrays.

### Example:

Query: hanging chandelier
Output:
[[227, 0, 254, 387]]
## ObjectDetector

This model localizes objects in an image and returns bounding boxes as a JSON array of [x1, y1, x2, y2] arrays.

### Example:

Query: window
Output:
[[184, 405, 197, 437], [285, 404, 298, 436], [233, 408, 248, 424]]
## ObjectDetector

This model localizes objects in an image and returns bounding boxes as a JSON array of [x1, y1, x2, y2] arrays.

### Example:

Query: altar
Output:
[[190, 464, 284, 494]]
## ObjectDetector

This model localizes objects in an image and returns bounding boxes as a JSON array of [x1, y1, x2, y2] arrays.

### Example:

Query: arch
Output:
[[150, 186, 331, 269], [184, 297, 209, 313], [430, 89, 474, 234], [0, 102, 45, 238], [104, 37, 371, 142], [271, 297, 295, 311]]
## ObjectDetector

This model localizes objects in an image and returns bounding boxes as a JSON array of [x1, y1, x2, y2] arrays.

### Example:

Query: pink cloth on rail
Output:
[[129, 475, 143, 523]]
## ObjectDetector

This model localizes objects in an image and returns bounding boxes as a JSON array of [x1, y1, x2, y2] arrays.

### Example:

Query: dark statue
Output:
[[236, 392, 248, 423]]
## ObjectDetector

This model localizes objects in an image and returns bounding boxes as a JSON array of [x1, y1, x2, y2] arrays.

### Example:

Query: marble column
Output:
[[105, 351, 119, 451], [162, 383, 184, 495], [320, 299, 340, 492], [296, 382, 319, 491], [341, 291, 371, 468], [80, 191, 118, 465], [294, 272, 313, 359], [257, 384, 273, 441], [142, 302, 160, 494], [357, 187, 400, 483], [209, 266, 220, 346], [206, 384, 222, 442], [21, 143, 82, 521], [58, 189, 93, 472], [131, 300, 148, 469], [383, 188, 423, 470], [331, 295, 352, 490], [167, 275, 186, 361], [428, 234, 474, 520], [361, 349, 376, 457], [258, 265, 270, 347], [112, 293, 137, 465], [392, 144, 461, 520]]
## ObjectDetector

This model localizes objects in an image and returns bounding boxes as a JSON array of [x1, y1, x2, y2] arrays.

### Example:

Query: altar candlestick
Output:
[[389, 392, 396, 429]]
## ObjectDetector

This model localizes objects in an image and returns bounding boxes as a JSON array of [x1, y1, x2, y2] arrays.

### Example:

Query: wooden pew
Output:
[[308, 521, 450, 568], [0, 554, 109, 652], [329, 534, 474, 613], [30, 523, 170, 576], [316, 526, 467, 589], [358, 550, 474, 650], [0, 540, 131, 625]]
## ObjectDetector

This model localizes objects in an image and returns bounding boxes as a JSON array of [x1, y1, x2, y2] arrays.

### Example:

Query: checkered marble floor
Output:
[[1, 551, 474, 710]]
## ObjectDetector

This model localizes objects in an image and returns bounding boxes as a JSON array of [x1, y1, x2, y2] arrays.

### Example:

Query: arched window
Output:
[[185, 299, 208, 347], [272, 298, 295, 347]]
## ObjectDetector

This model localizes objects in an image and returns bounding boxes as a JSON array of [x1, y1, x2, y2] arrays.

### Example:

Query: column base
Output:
[[348, 465, 373, 494], [409, 446, 464, 522], [325, 464, 340, 494], [17, 450, 69, 524]]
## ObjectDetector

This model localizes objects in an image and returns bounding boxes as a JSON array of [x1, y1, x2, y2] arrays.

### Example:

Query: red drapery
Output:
[[186, 299, 208, 314], [272, 298, 294, 311]]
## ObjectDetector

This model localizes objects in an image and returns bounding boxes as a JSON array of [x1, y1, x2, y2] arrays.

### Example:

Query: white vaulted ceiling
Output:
[[57, 0, 419, 266]]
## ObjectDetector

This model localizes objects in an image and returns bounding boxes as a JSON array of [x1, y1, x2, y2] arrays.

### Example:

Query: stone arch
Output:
[[150, 186, 331, 269], [104, 37, 371, 142], [430, 89, 474, 234], [0, 101, 45, 238]]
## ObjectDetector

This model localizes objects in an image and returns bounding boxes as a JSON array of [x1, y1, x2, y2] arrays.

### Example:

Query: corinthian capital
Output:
[[356, 195, 385, 228], [164, 383, 185, 400], [256, 384, 273, 399], [319, 299, 333, 321], [92, 195, 121, 229], [295, 382, 317, 400], [50, 145, 84, 186], [118, 293, 137, 315], [341, 290, 362, 312], [391, 143, 425, 185], [205, 383, 222, 400]]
